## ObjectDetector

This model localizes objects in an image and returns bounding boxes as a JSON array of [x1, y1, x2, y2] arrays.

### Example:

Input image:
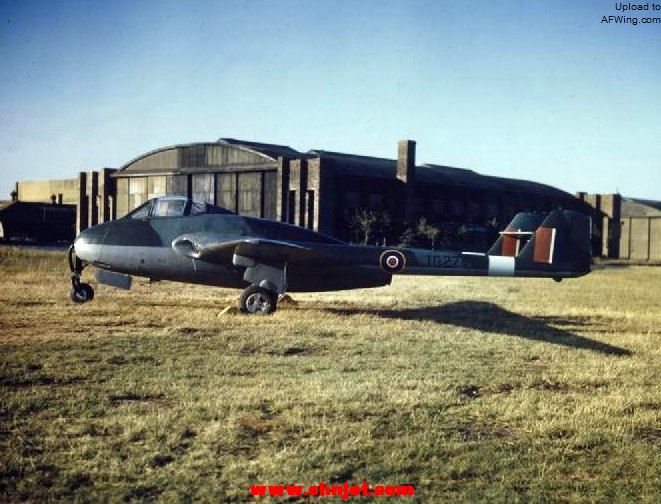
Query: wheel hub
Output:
[[73, 288, 88, 302], [245, 292, 270, 313]]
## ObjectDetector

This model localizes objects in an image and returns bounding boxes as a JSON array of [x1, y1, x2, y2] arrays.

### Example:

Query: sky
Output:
[[0, 0, 659, 200]]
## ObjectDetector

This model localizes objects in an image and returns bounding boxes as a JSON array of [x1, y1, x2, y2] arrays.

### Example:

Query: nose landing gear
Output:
[[70, 282, 94, 303], [68, 244, 94, 304]]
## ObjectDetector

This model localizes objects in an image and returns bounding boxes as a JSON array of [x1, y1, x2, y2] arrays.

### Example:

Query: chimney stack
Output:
[[397, 140, 416, 220], [397, 140, 416, 184]]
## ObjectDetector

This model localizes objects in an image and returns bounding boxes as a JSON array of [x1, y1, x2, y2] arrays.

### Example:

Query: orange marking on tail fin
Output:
[[534, 227, 555, 263], [501, 227, 518, 256]]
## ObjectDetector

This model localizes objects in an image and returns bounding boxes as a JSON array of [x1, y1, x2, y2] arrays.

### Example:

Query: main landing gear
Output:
[[234, 254, 286, 315], [68, 245, 94, 304], [238, 285, 278, 315]]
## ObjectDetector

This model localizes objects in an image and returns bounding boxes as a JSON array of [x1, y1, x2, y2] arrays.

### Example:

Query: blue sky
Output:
[[1, 0, 659, 199]]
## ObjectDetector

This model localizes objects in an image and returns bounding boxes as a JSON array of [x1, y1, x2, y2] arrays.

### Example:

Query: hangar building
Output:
[[9, 137, 659, 259], [109, 138, 581, 240]]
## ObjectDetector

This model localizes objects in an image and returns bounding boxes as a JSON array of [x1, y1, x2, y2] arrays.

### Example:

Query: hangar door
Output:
[[192, 174, 214, 204], [212, 171, 276, 219], [216, 173, 237, 212], [238, 172, 262, 217]]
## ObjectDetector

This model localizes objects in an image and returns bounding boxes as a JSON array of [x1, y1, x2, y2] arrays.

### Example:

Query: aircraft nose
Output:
[[74, 226, 104, 262]]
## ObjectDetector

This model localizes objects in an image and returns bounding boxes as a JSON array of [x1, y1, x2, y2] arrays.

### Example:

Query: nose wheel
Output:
[[68, 244, 94, 304], [70, 282, 94, 303], [238, 285, 277, 315]]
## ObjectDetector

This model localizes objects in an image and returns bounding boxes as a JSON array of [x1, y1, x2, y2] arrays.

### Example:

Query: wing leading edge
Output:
[[171, 233, 331, 265]]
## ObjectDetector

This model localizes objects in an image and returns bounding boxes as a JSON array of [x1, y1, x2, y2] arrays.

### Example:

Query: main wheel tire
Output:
[[70, 283, 94, 303], [238, 285, 277, 315]]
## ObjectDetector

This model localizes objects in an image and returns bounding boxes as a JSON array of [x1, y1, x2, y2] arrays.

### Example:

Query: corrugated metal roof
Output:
[[218, 138, 303, 160], [622, 197, 661, 217], [420, 165, 571, 197], [626, 197, 661, 211], [421, 165, 571, 197], [309, 150, 397, 180], [309, 151, 571, 198]]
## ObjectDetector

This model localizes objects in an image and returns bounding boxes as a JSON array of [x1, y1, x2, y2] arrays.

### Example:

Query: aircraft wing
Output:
[[171, 233, 332, 265]]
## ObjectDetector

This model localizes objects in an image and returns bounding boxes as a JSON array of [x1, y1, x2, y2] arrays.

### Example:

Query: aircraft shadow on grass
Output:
[[326, 301, 631, 356]]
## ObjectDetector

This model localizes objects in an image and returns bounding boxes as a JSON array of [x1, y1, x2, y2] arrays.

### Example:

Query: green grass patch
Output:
[[0, 248, 659, 501]]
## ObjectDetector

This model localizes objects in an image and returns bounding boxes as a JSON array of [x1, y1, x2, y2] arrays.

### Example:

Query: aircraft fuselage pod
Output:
[[69, 197, 591, 314]]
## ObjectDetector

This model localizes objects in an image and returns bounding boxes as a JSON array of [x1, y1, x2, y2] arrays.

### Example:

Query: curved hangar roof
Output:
[[115, 139, 301, 177]]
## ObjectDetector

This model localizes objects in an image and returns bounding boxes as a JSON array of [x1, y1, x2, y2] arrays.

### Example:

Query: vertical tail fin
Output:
[[516, 210, 591, 275], [487, 213, 545, 257]]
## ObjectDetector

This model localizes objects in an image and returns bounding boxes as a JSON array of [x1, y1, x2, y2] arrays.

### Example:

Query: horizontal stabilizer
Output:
[[498, 231, 534, 237]]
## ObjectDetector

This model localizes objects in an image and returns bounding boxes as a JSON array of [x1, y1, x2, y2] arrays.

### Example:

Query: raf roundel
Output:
[[379, 250, 406, 273]]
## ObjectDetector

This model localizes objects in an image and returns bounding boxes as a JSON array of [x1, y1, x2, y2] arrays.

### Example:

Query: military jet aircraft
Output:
[[69, 196, 591, 314]]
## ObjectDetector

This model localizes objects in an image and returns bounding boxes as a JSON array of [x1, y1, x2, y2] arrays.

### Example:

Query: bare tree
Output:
[[398, 226, 415, 247], [349, 209, 378, 245], [349, 209, 392, 245], [417, 217, 440, 249], [375, 211, 392, 245]]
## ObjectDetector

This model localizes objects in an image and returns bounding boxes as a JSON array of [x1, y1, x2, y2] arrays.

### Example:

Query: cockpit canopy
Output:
[[125, 197, 235, 220]]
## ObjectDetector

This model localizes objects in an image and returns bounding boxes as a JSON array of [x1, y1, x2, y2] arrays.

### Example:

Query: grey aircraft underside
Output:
[[69, 196, 592, 314]]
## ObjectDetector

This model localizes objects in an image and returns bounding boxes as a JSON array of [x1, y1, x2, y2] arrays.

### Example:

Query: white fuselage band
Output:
[[488, 256, 515, 276]]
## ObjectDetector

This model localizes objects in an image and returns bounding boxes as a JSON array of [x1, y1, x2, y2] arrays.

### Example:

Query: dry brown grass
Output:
[[0, 247, 659, 502]]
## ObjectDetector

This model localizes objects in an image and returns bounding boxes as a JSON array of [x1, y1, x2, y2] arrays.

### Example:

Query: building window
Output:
[[238, 172, 261, 217], [148, 176, 167, 199], [192, 174, 214, 204], [216, 172, 237, 212]]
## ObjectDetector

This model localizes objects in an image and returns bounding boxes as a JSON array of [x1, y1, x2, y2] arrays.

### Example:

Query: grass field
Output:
[[0, 247, 659, 502]]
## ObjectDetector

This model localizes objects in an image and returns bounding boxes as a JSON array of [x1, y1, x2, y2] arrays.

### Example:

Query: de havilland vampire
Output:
[[69, 196, 592, 314]]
